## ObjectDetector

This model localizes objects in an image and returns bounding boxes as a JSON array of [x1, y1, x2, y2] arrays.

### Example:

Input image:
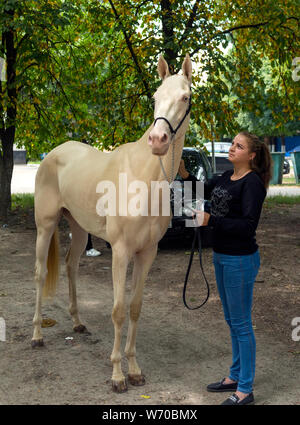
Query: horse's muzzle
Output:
[[148, 132, 169, 156]]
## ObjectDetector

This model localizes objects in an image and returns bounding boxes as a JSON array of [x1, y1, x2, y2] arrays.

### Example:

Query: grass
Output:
[[10, 192, 300, 216], [11, 193, 34, 211], [282, 177, 299, 185], [27, 160, 41, 165], [264, 195, 300, 208]]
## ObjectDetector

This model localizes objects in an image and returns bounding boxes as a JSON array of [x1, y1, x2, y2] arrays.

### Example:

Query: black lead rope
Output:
[[183, 226, 210, 310]]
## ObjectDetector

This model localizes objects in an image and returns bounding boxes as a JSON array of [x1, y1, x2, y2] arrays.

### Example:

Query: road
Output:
[[11, 164, 300, 196]]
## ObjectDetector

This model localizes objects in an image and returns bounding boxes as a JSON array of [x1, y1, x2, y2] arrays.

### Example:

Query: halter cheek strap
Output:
[[153, 93, 192, 138]]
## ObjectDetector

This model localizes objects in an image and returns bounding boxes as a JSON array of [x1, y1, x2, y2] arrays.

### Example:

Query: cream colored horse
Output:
[[32, 54, 192, 393]]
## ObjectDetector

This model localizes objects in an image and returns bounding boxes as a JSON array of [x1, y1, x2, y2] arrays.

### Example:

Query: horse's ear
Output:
[[157, 55, 170, 80], [182, 54, 192, 83]]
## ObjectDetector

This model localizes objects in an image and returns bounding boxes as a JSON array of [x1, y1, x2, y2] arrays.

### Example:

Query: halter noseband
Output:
[[153, 92, 192, 138]]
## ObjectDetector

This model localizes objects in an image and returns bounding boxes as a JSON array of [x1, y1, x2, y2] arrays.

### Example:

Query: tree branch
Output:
[[190, 20, 271, 57], [45, 69, 78, 121], [108, 0, 152, 100], [212, 20, 271, 39], [179, 1, 201, 44]]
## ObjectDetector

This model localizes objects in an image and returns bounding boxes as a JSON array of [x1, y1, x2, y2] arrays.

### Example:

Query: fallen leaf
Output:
[[288, 351, 300, 355], [41, 318, 57, 328], [141, 395, 150, 399]]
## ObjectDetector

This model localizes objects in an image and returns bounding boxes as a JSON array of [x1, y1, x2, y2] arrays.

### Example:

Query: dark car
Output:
[[205, 142, 233, 176], [283, 159, 290, 175], [208, 153, 233, 176], [160, 147, 213, 247]]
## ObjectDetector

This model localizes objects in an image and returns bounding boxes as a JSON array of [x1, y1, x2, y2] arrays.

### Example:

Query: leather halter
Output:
[[153, 92, 192, 138]]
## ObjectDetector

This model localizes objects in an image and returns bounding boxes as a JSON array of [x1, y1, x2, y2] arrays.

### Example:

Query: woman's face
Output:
[[228, 134, 255, 166]]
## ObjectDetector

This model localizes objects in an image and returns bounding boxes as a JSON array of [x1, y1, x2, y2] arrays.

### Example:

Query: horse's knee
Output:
[[130, 302, 142, 322], [112, 304, 126, 326]]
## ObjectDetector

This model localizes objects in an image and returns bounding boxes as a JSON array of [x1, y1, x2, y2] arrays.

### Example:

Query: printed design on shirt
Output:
[[211, 186, 232, 217]]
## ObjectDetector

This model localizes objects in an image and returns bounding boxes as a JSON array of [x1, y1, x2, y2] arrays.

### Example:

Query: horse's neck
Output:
[[137, 122, 188, 183]]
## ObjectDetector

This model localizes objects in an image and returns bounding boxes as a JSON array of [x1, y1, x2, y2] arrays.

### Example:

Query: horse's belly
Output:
[[106, 215, 170, 251]]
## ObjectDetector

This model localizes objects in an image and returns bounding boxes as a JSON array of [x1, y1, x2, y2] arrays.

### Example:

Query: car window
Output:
[[176, 150, 209, 182], [199, 151, 213, 179], [208, 155, 233, 174], [204, 142, 231, 153]]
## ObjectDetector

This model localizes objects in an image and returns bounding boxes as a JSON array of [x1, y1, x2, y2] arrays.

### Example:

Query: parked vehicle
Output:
[[283, 159, 290, 175], [160, 147, 213, 247], [203, 141, 233, 175], [204, 141, 231, 154]]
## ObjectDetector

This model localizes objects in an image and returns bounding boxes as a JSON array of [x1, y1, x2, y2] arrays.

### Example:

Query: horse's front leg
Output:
[[125, 244, 158, 386], [110, 244, 130, 393]]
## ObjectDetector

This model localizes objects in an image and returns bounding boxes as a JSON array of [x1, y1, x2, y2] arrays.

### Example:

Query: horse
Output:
[[31, 54, 192, 393]]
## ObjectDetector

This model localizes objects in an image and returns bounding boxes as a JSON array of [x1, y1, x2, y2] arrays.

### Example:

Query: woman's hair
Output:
[[238, 131, 272, 189]]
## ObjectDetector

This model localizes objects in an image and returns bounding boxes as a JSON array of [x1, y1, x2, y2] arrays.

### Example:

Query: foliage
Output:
[[0, 0, 299, 217], [11, 193, 34, 210], [215, 50, 300, 138], [2, 0, 299, 152]]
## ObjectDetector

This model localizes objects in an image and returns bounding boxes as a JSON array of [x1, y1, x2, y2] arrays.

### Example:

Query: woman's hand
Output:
[[178, 159, 189, 179], [193, 210, 210, 227]]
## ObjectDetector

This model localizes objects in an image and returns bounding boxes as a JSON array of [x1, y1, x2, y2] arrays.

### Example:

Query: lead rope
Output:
[[183, 226, 210, 310], [158, 136, 175, 186], [155, 91, 209, 309]]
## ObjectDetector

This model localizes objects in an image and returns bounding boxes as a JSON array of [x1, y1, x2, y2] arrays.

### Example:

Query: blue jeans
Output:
[[213, 250, 260, 394]]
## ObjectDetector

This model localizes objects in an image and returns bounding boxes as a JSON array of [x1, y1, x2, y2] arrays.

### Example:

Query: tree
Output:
[[1, 0, 299, 220], [0, 0, 91, 219], [213, 48, 300, 141]]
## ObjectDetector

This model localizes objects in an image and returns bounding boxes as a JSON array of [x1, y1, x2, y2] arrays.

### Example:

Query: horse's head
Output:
[[148, 54, 192, 156]]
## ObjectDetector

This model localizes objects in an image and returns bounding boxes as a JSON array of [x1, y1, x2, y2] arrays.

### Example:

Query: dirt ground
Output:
[[0, 203, 299, 405]]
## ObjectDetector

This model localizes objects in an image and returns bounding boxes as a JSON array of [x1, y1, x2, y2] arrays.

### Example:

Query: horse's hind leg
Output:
[[32, 222, 59, 348], [125, 244, 158, 386], [64, 211, 88, 332]]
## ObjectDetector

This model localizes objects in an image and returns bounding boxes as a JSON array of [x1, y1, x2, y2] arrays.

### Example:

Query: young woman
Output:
[[181, 131, 272, 405]]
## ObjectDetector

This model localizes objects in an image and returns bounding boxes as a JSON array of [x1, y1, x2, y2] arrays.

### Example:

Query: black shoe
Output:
[[221, 392, 254, 405], [207, 378, 238, 393]]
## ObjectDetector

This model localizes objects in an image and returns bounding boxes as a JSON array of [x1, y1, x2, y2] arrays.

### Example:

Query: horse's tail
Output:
[[43, 227, 60, 299]]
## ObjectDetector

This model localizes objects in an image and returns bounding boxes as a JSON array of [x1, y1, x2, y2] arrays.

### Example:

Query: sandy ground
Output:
[[0, 204, 299, 405]]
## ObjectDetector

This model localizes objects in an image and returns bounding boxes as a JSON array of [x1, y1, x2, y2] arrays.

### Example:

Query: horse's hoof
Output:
[[112, 379, 128, 393], [73, 324, 89, 334], [31, 339, 44, 348], [128, 373, 146, 386]]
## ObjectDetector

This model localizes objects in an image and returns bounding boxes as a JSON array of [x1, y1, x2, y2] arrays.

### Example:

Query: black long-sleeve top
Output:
[[184, 170, 266, 255]]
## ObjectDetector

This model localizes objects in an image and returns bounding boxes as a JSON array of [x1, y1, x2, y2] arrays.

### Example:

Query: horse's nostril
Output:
[[162, 133, 168, 143], [148, 135, 152, 145]]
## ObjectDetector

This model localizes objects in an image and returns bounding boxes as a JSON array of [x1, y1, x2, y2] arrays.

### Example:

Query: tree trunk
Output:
[[0, 7, 17, 222], [0, 133, 14, 222], [160, 0, 178, 72]]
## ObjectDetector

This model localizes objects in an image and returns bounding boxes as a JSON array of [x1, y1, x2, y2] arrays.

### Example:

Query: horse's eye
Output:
[[182, 96, 189, 102]]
